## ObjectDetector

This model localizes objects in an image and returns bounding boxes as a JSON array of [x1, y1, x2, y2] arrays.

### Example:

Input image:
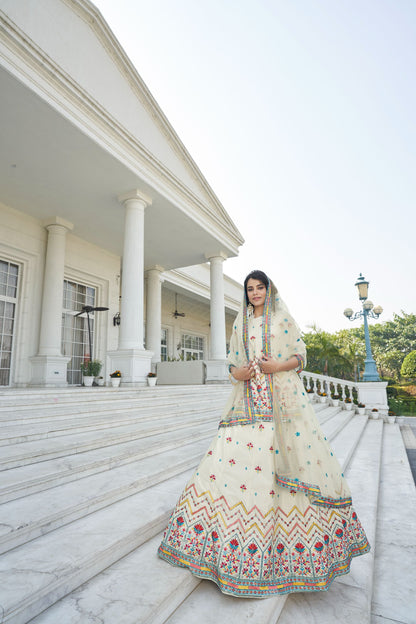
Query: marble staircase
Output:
[[0, 387, 413, 624]]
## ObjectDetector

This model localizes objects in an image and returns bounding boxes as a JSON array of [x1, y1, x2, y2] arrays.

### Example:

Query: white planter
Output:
[[110, 377, 121, 387], [387, 415, 396, 424], [147, 377, 157, 387], [356, 407, 366, 415], [319, 396, 327, 403], [344, 403, 353, 411], [96, 378, 105, 386], [332, 399, 339, 407], [371, 411, 379, 419], [82, 375, 94, 387]]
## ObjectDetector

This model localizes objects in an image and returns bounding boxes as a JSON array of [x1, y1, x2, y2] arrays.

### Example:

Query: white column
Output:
[[208, 254, 227, 360], [146, 266, 164, 366], [38, 219, 73, 354], [118, 190, 151, 350], [107, 189, 153, 386], [30, 217, 73, 386]]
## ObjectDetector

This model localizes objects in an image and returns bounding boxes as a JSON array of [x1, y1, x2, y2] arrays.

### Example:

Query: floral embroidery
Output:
[[226, 437, 232, 443], [229, 459, 236, 466], [255, 465, 262, 473], [240, 484, 247, 491], [209, 474, 216, 481], [247, 442, 253, 450]]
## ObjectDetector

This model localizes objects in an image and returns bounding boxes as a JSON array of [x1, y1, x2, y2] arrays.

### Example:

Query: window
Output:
[[61, 280, 96, 385], [0, 260, 18, 385], [161, 328, 168, 361], [181, 333, 204, 361]]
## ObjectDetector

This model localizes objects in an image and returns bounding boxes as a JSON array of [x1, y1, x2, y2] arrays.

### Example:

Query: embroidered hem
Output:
[[158, 540, 370, 598]]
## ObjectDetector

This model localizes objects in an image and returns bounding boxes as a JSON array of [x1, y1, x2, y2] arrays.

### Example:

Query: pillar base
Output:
[[205, 360, 229, 384], [357, 381, 389, 418], [107, 348, 153, 387], [30, 355, 70, 387]]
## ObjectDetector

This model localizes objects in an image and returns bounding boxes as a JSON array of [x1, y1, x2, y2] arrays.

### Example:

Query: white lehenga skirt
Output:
[[158, 421, 370, 598]]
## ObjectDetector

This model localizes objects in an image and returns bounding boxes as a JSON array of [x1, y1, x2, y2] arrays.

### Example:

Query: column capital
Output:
[[42, 216, 74, 232], [118, 189, 152, 207], [205, 251, 228, 262], [145, 266, 165, 284]]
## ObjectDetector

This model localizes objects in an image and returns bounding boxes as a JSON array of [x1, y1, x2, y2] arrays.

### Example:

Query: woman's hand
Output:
[[230, 362, 255, 381], [259, 355, 281, 374]]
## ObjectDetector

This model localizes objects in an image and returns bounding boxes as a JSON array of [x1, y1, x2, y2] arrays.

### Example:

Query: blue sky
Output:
[[94, 0, 415, 332]]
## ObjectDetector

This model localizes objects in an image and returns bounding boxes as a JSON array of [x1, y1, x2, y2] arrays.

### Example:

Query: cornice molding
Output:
[[0, 3, 244, 254]]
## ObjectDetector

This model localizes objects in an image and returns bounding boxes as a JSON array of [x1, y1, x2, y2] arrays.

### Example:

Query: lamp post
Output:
[[344, 274, 383, 382]]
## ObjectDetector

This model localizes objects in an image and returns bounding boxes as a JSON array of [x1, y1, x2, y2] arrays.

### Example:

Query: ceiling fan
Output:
[[172, 293, 185, 319]]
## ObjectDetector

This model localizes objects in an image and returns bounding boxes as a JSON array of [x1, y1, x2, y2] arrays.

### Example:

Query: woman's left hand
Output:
[[259, 355, 281, 374]]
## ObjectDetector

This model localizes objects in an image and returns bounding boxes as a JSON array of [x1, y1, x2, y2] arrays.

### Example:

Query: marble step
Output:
[[370, 424, 415, 624], [0, 467, 194, 624], [277, 419, 384, 624], [0, 399, 226, 446], [0, 417, 218, 504], [0, 388, 231, 422], [24, 408, 366, 624], [0, 434, 213, 555], [0, 407, 221, 470], [0, 385, 228, 407], [28, 534, 202, 624]]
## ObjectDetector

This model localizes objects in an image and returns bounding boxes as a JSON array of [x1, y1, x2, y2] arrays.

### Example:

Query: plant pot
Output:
[[332, 399, 339, 407], [96, 378, 105, 386], [82, 375, 94, 387], [387, 415, 396, 424], [147, 377, 157, 387], [110, 377, 121, 388], [344, 403, 352, 411], [319, 396, 327, 403], [371, 411, 379, 420], [357, 407, 366, 416]]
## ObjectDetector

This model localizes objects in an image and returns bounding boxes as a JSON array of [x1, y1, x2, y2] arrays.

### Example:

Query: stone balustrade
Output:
[[300, 371, 389, 419]]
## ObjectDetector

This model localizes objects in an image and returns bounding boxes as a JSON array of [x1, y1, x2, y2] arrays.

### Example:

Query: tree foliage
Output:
[[401, 350, 416, 379], [302, 312, 416, 381]]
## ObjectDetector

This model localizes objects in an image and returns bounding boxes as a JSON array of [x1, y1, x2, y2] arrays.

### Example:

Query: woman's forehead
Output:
[[246, 278, 265, 288]]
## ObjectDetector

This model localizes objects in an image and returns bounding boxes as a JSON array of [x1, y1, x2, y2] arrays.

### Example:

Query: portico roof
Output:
[[0, 0, 244, 270]]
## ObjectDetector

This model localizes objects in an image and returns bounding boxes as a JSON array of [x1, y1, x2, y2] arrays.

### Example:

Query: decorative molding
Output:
[[0, 4, 244, 255]]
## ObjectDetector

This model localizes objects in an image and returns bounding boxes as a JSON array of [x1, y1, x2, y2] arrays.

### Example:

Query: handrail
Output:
[[300, 371, 359, 399]]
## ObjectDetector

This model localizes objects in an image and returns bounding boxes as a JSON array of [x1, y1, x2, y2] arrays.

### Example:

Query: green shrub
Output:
[[401, 351, 416, 379]]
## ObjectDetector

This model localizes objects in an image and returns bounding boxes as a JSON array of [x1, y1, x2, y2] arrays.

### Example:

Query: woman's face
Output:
[[246, 278, 267, 309]]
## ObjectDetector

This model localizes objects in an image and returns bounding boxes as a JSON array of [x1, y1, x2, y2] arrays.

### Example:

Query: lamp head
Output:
[[363, 300, 374, 311], [373, 305, 383, 315], [355, 273, 369, 300], [344, 308, 353, 318]]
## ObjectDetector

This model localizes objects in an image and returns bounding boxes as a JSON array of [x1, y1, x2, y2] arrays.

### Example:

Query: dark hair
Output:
[[244, 270, 269, 304]]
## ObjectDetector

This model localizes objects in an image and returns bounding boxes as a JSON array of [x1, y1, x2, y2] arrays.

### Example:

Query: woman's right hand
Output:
[[231, 362, 254, 381]]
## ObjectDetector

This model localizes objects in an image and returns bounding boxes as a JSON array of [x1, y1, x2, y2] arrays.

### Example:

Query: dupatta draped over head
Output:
[[219, 276, 352, 509]]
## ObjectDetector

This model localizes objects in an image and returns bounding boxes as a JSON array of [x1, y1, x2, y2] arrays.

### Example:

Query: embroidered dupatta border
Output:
[[242, 282, 274, 423]]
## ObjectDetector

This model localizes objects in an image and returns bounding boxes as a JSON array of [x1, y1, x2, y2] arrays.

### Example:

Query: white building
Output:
[[0, 0, 244, 387]]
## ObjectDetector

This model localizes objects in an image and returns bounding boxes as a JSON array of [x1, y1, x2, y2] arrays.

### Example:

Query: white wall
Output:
[[0, 202, 120, 385]]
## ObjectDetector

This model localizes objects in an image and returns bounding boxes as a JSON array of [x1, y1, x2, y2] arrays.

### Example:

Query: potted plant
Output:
[[318, 391, 327, 404], [344, 397, 353, 411], [80, 359, 102, 387], [147, 372, 157, 387], [356, 402, 366, 415], [96, 376, 105, 387], [331, 394, 340, 407], [371, 408, 379, 420], [109, 370, 121, 388], [387, 410, 396, 424]]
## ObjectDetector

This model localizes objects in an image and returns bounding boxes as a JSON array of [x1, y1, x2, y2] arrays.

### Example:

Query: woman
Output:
[[158, 270, 370, 598]]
